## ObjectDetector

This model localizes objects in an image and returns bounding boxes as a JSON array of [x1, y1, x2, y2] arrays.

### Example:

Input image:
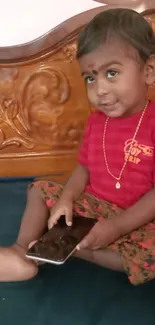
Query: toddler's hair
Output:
[[77, 8, 155, 62]]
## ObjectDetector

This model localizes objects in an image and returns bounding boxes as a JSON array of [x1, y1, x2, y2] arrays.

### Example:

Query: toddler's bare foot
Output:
[[0, 244, 38, 282]]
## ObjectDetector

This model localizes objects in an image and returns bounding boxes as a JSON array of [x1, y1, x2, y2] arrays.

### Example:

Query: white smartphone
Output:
[[26, 215, 97, 265]]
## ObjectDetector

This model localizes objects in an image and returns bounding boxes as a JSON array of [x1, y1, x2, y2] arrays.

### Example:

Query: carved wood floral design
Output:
[[0, 66, 71, 150], [0, 49, 89, 154]]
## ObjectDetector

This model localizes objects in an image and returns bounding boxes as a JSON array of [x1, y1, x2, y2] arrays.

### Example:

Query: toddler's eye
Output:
[[107, 70, 118, 78], [85, 76, 95, 84]]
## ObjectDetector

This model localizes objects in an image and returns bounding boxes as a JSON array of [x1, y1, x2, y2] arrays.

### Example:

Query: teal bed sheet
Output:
[[0, 179, 155, 325]]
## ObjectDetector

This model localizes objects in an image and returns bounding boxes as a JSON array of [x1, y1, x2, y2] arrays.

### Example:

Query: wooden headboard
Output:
[[0, 2, 155, 180]]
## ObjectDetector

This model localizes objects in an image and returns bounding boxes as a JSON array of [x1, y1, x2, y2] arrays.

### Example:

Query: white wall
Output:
[[0, 0, 104, 46]]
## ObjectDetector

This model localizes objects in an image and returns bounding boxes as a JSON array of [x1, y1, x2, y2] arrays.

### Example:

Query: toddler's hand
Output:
[[77, 218, 120, 250], [48, 198, 73, 229]]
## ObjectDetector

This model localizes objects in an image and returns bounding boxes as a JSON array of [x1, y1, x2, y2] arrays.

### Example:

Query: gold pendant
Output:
[[116, 182, 121, 189]]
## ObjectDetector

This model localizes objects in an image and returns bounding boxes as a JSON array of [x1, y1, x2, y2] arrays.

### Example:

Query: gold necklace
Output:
[[102, 102, 148, 189]]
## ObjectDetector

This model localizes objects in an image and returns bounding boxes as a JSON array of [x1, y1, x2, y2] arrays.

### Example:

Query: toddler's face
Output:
[[79, 38, 148, 118]]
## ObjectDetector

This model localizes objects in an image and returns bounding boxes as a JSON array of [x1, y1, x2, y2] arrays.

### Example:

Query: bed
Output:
[[1, 2, 155, 325]]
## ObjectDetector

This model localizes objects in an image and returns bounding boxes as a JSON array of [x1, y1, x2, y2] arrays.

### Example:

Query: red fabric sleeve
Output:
[[78, 115, 92, 167]]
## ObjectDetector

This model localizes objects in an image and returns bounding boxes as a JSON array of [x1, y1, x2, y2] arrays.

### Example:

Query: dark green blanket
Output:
[[0, 179, 155, 325]]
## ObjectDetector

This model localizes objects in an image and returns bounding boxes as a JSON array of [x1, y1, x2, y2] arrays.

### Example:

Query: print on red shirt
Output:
[[124, 139, 154, 165]]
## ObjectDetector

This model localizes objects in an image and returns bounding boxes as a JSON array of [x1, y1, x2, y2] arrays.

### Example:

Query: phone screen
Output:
[[26, 215, 97, 265]]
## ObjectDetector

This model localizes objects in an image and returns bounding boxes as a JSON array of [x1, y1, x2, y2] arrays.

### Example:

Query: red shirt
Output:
[[78, 101, 155, 209]]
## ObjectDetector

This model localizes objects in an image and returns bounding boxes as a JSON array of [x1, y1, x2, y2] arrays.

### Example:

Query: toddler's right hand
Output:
[[48, 198, 73, 229]]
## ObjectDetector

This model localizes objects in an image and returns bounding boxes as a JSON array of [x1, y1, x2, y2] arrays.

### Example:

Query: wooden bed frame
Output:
[[0, 2, 155, 181]]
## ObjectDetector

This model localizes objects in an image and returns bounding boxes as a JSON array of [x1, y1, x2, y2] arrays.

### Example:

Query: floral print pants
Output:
[[30, 180, 155, 285]]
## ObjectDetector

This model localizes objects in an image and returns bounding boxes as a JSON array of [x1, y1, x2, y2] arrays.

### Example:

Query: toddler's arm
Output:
[[116, 187, 155, 236], [78, 188, 155, 251], [61, 164, 89, 202], [48, 164, 89, 227]]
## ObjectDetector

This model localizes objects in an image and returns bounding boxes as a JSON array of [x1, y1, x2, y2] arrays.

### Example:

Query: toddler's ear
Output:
[[144, 55, 155, 86]]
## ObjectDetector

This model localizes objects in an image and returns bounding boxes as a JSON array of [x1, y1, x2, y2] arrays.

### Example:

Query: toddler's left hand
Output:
[[77, 218, 120, 250]]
